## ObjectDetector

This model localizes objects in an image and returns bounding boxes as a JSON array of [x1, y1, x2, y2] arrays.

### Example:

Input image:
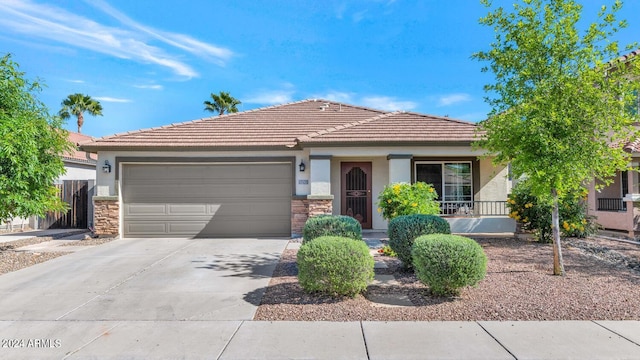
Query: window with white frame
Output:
[[415, 162, 472, 202]]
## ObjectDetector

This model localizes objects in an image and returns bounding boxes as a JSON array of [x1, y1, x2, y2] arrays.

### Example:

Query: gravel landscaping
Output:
[[0, 233, 117, 275], [0, 237, 71, 275], [255, 236, 640, 321]]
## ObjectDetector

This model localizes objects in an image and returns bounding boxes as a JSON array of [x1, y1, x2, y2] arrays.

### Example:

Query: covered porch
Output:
[[297, 150, 514, 236], [587, 164, 640, 239]]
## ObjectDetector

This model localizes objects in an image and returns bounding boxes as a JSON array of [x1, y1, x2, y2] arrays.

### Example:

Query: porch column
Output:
[[387, 154, 413, 183], [308, 155, 333, 217], [623, 163, 640, 239]]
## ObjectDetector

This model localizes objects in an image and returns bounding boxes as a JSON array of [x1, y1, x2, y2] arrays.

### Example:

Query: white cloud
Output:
[[245, 90, 295, 105], [133, 84, 163, 90], [0, 0, 234, 78], [94, 96, 132, 103], [66, 79, 85, 83], [89, 0, 233, 64], [314, 91, 354, 103], [353, 10, 367, 23], [361, 96, 417, 111], [437, 93, 472, 107]]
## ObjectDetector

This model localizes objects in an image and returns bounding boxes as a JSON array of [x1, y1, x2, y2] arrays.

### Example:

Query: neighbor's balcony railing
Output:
[[596, 198, 628, 212], [438, 201, 509, 217]]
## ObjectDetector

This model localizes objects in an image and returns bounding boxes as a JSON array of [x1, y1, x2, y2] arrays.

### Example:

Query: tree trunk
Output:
[[551, 189, 565, 276], [77, 113, 84, 133]]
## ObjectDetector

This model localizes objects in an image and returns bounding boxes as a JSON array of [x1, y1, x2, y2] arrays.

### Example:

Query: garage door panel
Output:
[[125, 222, 168, 235], [167, 204, 209, 215], [199, 217, 291, 237], [122, 163, 292, 238], [125, 204, 168, 216], [124, 164, 291, 181], [124, 183, 291, 200]]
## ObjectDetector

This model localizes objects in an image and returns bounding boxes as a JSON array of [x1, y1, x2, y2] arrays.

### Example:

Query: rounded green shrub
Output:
[[388, 214, 451, 268], [411, 234, 487, 296], [302, 215, 362, 244], [297, 236, 374, 297]]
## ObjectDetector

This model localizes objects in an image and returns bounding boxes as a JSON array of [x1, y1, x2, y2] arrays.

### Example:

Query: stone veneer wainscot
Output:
[[93, 196, 119, 237]]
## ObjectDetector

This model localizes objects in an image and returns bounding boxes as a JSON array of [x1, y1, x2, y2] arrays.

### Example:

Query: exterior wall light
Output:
[[102, 160, 112, 173], [299, 160, 306, 172]]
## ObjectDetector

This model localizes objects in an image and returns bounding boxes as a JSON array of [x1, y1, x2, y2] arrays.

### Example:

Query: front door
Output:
[[341, 162, 372, 229]]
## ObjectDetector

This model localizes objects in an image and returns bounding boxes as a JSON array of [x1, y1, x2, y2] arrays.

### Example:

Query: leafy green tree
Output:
[[473, 0, 640, 275], [204, 91, 241, 115], [59, 93, 103, 133], [0, 54, 72, 224]]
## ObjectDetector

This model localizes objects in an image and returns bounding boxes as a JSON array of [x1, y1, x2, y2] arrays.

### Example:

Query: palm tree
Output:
[[59, 94, 103, 133], [204, 91, 241, 115]]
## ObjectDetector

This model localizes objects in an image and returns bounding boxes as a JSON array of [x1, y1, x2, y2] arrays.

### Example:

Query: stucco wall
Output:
[[59, 163, 96, 182], [477, 159, 511, 201], [596, 174, 623, 198]]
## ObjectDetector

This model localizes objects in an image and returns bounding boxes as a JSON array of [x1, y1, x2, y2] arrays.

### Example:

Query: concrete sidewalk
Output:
[[1, 320, 639, 359], [0, 229, 89, 244]]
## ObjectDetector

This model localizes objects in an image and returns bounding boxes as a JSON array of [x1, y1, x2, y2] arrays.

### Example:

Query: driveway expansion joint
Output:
[[476, 321, 518, 360], [593, 320, 640, 347]]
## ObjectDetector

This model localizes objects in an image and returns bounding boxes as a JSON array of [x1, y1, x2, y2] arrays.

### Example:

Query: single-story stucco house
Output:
[[81, 99, 513, 238]]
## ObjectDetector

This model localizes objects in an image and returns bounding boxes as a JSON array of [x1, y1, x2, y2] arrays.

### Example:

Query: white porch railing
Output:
[[438, 201, 509, 217]]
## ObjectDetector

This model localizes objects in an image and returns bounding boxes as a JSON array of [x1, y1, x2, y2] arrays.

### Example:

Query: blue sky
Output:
[[1, 0, 639, 138]]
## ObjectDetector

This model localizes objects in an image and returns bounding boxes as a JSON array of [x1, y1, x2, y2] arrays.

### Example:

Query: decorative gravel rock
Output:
[[0, 233, 116, 275], [0, 236, 72, 275], [255, 237, 640, 321]]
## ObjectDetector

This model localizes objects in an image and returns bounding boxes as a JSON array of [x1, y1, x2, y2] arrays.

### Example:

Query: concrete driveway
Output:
[[0, 237, 288, 358]]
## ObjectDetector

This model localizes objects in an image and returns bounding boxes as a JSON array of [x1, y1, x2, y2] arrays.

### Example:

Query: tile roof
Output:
[[65, 132, 97, 164], [81, 99, 479, 151]]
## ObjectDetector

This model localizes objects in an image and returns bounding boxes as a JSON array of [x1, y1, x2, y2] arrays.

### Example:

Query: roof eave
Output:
[[80, 144, 302, 153], [297, 140, 477, 148]]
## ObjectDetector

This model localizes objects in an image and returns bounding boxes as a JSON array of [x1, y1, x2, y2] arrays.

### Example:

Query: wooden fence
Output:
[[40, 180, 89, 229]]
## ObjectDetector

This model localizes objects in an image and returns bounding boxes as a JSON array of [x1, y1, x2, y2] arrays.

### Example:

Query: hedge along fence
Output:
[[302, 215, 362, 244]]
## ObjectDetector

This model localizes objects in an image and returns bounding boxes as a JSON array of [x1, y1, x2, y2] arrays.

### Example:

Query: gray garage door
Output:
[[122, 163, 292, 238]]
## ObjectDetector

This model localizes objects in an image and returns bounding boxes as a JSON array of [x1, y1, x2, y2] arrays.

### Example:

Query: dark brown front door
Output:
[[341, 162, 372, 229]]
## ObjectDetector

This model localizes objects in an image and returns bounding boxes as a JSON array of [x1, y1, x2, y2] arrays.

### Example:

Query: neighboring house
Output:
[[586, 50, 640, 239], [587, 136, 640, 239], [2, 132, 97, 231], [61, 132, 98, 181], [81, 99, 513, 238]]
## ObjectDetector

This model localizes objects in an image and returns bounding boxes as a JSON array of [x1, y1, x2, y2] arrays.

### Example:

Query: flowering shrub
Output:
[[377, 182, 440, 221], [508, 180, 599, 242], [377, 245, 397, 257]]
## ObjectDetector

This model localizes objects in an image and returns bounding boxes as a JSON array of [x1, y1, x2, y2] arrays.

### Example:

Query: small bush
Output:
[[302, 215, 362, 244], [297, 236, 374, 297], [377, 182, 440, 220], [412, 234, 487, 296], [388, 214, 451, 268], [508, 180, 599, 242]]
